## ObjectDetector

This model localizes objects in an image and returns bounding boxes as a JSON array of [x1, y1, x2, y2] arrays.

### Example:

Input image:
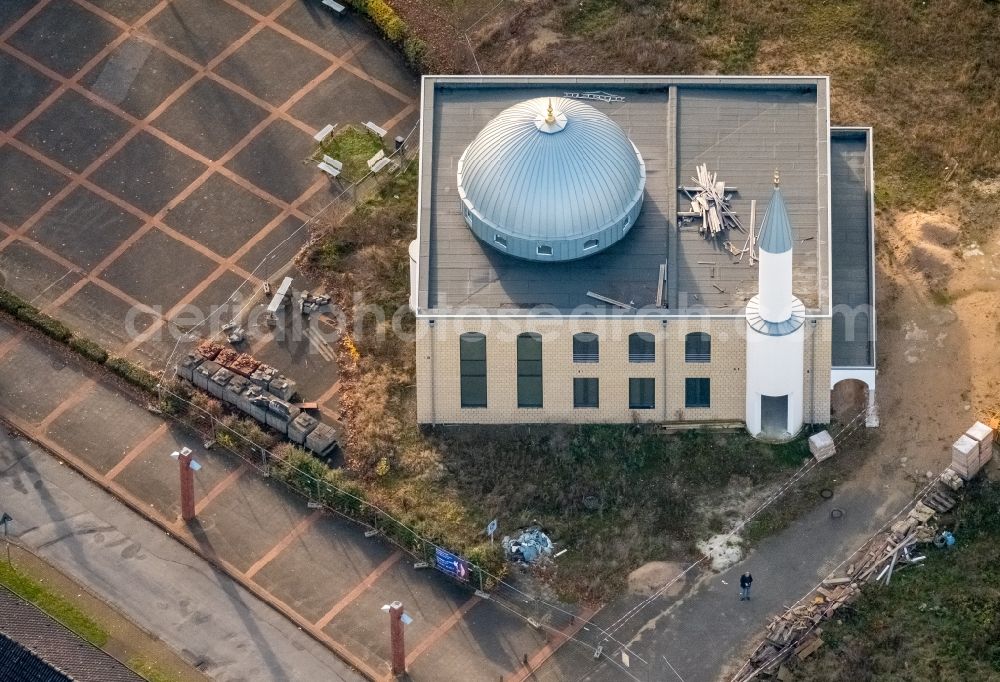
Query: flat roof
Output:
[[417, 76, 831, 316], [830, 128, 876, 367]]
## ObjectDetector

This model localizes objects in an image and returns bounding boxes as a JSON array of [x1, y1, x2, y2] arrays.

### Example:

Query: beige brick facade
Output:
[[416, 316, 833, 427]]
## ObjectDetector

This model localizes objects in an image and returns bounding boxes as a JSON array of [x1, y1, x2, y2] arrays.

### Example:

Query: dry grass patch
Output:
[[398, 0, 1000, 213]]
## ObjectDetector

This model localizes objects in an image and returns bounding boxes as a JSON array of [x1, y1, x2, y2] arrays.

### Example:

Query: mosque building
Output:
[[409, 76, 876, 440]]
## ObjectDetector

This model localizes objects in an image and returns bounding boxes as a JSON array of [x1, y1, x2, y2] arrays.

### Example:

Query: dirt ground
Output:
[[873, 200, 1000, 479]]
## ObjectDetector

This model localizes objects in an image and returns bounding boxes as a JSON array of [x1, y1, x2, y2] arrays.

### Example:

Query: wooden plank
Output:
[[822, 576, 852, 586], [796, 637, 824, 660], [656, 263, 665, 307]]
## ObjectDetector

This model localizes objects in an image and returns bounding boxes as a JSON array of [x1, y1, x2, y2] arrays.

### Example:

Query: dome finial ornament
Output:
[[545, 98, 555, 124], [773, 169, 780, 188]]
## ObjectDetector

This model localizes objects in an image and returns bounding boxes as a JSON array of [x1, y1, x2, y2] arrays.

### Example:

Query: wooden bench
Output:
[[318, 156, 343, 177], [364, 120, 388, 138], [367, 150, 391, 173], [321, 0, 346, 15], [313, 123, 336, 143]]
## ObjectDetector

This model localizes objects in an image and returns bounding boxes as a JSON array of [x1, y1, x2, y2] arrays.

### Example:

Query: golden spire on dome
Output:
[[773, 169, 780, 188], [545, 98, 555, 124]]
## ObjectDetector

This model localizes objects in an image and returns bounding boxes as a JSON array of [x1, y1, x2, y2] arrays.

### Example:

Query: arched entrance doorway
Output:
[[831, 378, 868, 425]]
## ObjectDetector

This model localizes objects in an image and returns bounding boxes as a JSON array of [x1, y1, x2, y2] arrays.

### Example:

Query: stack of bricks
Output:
[[950, 421, 995, 481], [966, 421, 994, 466], [808, 430, 836, 462], [950, 435, 979, 480]]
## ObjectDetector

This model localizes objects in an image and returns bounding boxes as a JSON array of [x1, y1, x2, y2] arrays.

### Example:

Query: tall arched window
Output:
[[459, 332, 487, 408], [685, 332, 711, 363], [517, 332, 543, 408], [628, 332, 655, 363], [572, 332, 599, 363]]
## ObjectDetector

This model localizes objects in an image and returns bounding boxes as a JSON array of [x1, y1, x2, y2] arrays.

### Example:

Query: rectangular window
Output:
[[517, 333, 543, 408], [573, 378, 599, 408], [629, 333, 655, 363], [459, 333, 487, 408], [685, 378, 711, 408], [685, 333, 711, 363], [572, 333, 599, 363], [628, 378, 655, 409]]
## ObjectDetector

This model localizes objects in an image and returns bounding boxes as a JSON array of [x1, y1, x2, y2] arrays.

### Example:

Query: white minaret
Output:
[[745, 171, 806, 440]]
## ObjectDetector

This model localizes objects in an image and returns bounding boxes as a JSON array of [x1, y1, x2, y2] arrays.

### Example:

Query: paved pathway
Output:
[[0, 428, 362, 682], [0, 317, 578, 681], [534, 462, 919, 682]]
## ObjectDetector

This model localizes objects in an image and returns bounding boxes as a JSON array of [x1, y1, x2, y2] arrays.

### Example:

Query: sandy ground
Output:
[[873, 204, 1000, 479]]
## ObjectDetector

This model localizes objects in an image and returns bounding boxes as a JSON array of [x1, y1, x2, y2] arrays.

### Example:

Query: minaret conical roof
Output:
[[758, 185, 793, 254]]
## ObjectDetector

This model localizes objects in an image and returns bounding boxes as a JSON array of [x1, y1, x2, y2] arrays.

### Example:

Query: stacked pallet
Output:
[[808, 431, 836, 462]]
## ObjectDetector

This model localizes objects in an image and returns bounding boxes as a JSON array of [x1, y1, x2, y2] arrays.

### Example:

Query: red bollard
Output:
[[178, 450, 196, 522], [389, 601, 406, 675]]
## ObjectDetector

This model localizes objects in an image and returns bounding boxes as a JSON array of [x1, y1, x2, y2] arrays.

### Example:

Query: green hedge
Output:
[[403, 36, 427, 69], [0, 289, 30, 316], [106, 356, 159, 392], [0, 287, 160, 392], [68, 336, 109, 364], [346, 0, 426, 71], [16, 307, 72, 342]]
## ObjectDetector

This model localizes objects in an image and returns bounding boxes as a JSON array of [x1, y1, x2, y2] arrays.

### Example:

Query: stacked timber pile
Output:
[[677, 164, 746, 239], [950, 421, 994, 480], [735, 474, 961, 681], [808, 431, 836, 462]]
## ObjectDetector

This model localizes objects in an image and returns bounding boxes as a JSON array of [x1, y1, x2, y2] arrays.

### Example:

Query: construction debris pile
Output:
[[175, 342, 338, 459], [503, 526, 554, 565], [808, 430, 836, 462], [299, 290, 332, 315], [734, 471, 967, 681], [677, 164, 747, 240]]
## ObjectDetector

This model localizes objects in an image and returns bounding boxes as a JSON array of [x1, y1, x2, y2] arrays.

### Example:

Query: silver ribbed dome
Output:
[[456, 97, 645, 262]]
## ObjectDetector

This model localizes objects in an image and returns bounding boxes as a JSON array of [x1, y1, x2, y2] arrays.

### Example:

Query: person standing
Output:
[[739, 572, 753, 601]]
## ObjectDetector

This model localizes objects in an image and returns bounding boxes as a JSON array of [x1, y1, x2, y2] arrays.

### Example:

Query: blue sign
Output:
[[486, 519, 498, 537], [435, 547, 469, 582]]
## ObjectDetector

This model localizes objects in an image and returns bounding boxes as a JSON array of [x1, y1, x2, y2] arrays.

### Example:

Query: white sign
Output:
[[486, 519, 498, 537]]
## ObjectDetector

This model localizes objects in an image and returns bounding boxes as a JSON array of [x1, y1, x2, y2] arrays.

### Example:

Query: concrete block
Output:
[[268, 375, 298, 401], [287, 412, 319, 445], [207, 368, 233, 399], [265, 398, 300, 433], [808, 430, 836, 461], [175, 353, 203, 382], [243, 387, 270, 423], [224, 375, 249, 407], [249, 365, 278, 390], [193, 361, 221, 392], [306, 422, 338, 457]]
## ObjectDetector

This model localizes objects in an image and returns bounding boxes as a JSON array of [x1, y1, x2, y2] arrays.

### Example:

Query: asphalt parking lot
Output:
[[0, 317, 582, 681], [0, 0, 419, 417]]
